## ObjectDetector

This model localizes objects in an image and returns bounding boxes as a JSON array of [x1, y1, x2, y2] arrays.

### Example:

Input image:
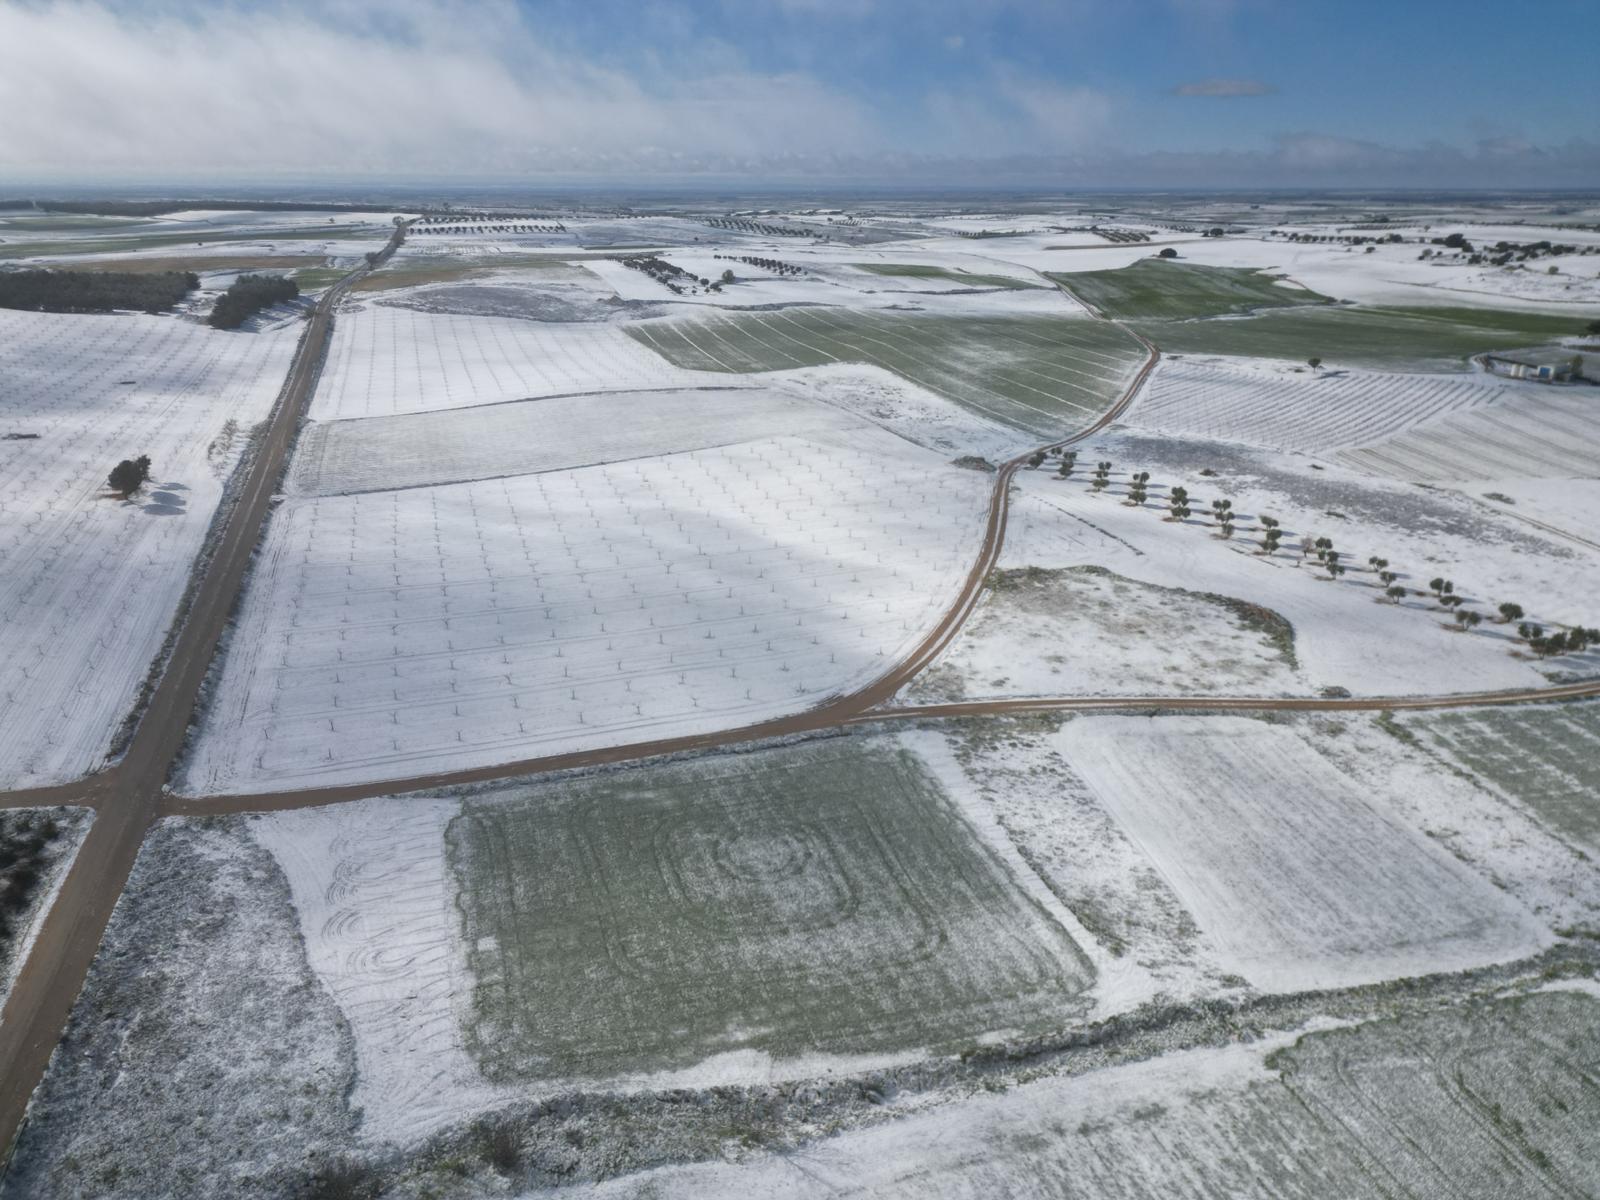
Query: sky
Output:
[[3, 0, 1597, 187]]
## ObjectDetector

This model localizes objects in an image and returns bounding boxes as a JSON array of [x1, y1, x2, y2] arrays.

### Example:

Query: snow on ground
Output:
[[773, 364, 1025, 461], [1055, 716, 1547, 992], [246, 729, 1103, 1143], [309, 302, 724, 420], [997, 464, 1580, 697], [1124, 355, 1509, 455], [288, 387, 852, 496], [576, 990, 1600, 1200], [248, 799, 511, 1143], [1459, 479, 1600, 550], [1336, 383, 1600, 481], [905, 564, 1303, 702], [0, 309, 296, 788], [184, 428, 989, 795]]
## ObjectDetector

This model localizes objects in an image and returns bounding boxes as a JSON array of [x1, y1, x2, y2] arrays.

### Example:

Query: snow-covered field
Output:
[[309, 302, 723, 420], [577, 989, 1600, 1200], [998, 461, 1591, 696], [288, 386, 851, 496], [245, 734, 1099, 1142], [1125, 356, 1508, 454], [184, 427, 989, 794], [0, 309, 297, 787], [906, 564, 1302, 701], [1336, 384, 1600, 481], [1056, 716, 1546, 991]]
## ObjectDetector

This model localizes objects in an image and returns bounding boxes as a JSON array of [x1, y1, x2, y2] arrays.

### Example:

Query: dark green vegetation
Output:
[[0, 268, 197, 313], [0, 812, 68, 948], [207, 273, 298, 329], [1135, 304, 1584, 370], [1053, 260, 1333, 321], [856, 263, 1041, 290], [446, 740, 1093, 1081], [631, 309, 1144, 436], [1403, 702, 1600, 852], [107, 455, 153, 498]]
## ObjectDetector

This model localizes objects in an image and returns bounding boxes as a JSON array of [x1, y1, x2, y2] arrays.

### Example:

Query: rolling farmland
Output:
[[184, 428, 988, 794], [1057, 716, 1543, 991], [1125, 357, 1507, 454], [1336, 386, 1600, 480], [310, 303, 723, 420], [628, 308, 1146, 437], [0, 308, 296, 787], [289, 387, 850, 496], [578, 991, 1600, 1199], [448, 740, 1094, 1080], [1054, 260, 1333, 321], [1402, 701, 1600, 852]]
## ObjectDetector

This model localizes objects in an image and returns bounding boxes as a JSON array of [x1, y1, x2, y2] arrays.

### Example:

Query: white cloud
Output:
[[0, 0, 878, 175]]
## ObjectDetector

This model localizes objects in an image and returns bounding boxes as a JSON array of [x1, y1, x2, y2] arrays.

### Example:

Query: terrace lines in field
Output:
[[629, 307, 1145, 438], [186, 430, 988, 793], [1126, 358, 1508, 455], [1337, 385, 1600, 481]]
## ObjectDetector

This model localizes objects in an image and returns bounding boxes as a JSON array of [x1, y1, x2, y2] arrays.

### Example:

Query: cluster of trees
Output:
[[619, 255, 719, 295], [712, 253, 803, 276], [0, 269, 198, 314], [0, 813, 64, 945], [107, 454, 152, 498], [207, 274, 298, 329], [1518, 622, 1600, 658], [1277, 231, 1404, 245]]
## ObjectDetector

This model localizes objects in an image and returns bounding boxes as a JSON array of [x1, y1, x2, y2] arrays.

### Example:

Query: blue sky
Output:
[[2, 0, 1595, 184]]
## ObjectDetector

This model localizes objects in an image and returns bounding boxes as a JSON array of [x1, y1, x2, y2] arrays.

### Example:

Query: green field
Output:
[[630, 308, 1147, 437], [1402, 702, 1600, 852], [856, 263, 1041, 290], [445, 740, 1093, 1081], [1053, 260, 1334, 321], [1132, 304, 1584, 370]]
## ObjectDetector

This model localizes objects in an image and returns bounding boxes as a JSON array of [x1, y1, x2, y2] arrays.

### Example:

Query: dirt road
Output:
[[0, 223, 408, 1161]]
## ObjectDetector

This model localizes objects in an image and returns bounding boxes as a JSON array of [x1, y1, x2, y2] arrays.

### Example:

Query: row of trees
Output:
[[207, 274, 298, 329], [1033, 451, 1596, 659], [0, 268, 198, 314], [712, 253, 803, 276]]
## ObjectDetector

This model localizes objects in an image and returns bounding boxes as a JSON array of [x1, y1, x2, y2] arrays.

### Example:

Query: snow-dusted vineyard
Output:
[[0, 310, 296, 787], [1336, 386, 1600, 481], [1123, 357, 1507, 454], [185, 428, 989, 794], [310, 303, 722, 420], [289, 387, 851, 496], [1057, 716, 1544, 991]]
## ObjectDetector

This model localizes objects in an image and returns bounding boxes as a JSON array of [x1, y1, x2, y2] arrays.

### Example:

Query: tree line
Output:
[[0, 269, 198, 314], [207, 274, 298, 329]]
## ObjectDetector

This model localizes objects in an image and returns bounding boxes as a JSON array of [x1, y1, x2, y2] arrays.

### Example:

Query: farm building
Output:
[[1483, 353, 1583, 383]]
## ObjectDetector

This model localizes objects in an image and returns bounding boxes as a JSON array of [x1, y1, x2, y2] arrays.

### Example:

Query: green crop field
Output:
[[445, 740, 1094, 1081], [855, 263, 1041, 290], [1130, 304, 1583, 370], [1053, 260, 1334, 321], [1401, 702, 1600, 852], [630, 308, 1146, 437]]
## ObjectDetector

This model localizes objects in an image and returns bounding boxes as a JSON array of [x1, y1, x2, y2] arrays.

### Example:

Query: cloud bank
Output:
[[1, 0, 1593, 186]]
